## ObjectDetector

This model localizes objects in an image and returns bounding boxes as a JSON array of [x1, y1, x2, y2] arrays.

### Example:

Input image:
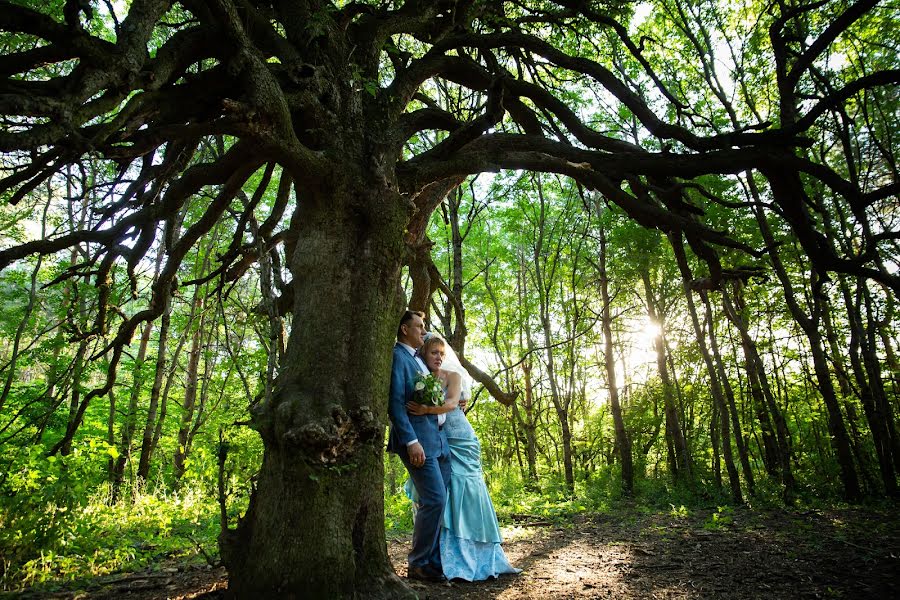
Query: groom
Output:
[[386, 310, 451, 583]]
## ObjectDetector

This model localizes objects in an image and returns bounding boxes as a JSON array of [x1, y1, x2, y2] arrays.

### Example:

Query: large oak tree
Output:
[[0, 0, 896, 596]]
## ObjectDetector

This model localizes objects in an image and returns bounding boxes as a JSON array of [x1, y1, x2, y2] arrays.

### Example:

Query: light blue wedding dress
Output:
[[406, 405, 520, 581]]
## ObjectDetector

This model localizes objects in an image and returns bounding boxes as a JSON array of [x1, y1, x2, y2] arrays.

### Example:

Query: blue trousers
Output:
[[400, 450, 451, 570]]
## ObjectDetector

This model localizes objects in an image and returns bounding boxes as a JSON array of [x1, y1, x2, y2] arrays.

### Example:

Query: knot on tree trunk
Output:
[[283, 406, 381, 464]]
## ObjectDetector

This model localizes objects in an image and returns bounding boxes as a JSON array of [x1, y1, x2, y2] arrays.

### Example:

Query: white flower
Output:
[[415, 381, 425, 391]]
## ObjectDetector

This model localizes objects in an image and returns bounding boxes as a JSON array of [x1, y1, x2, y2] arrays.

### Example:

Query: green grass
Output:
[[1, 482, 220, 591]]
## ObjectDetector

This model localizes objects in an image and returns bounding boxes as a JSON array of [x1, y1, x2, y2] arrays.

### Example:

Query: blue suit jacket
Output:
[[387, 343, 445, 457]]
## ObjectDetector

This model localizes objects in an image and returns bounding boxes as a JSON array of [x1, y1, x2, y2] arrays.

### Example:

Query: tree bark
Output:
[[173, 296, 205, 482], [533, 189, 575, 493], [517, 359, 540, 486], [862, 285, 900, 476], [137, 302, 170, 481], [111, 320, 154, 501], [60, 341, 88, 456], [515, 254, 540, 487], [219, 177, 410, 598], [821, 294, 874, 492], [839, 275, 897, 495]]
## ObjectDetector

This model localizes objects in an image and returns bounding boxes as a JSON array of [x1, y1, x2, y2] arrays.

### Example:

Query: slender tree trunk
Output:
[[862, 285, 900, 476], [702, 293, 755, 495], [752, 204, 860, 501], [642, 269, 692, 484], [840, 276, 897, 495], [821, 290, 872, 489], [137, 213, 182, 482], [183, 327, 221, 472], [511, 253, 539, 486], [599, 222, 633, 493], [710, 400, 722, 488], [173, 299, 205, 482], [532, 186, 574, 493], [722, 285, 795, 501], [0, 251, 43, 414], [110, 319, 154, 501], [106, 387, 116, 490], [447, 187, 467, 347], [877, 325, 899, 400], [519, 357, 539, 486], [137, 303, 170, 481], [60, 340, 88, 456], [669, 233, 740, 502]]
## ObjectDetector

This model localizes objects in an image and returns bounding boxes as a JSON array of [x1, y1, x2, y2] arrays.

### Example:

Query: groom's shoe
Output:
[[407, 565, 446, 583]]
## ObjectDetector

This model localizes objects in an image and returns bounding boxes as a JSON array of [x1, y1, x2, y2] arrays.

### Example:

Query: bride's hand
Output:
[[406, 402, 429, 415]]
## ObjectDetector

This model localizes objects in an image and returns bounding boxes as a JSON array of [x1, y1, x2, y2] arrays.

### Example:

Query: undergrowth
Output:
[[0, 479, 220, 592], [5, 449, 880, 592]]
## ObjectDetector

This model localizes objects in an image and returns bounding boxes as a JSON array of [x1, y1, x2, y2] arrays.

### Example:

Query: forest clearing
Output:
[[12, 507, 899, 599]]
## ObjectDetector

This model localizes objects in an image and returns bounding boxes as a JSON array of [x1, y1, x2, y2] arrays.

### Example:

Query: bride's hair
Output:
[[419, 333, 472, 400], [419, 335, 445, 367]]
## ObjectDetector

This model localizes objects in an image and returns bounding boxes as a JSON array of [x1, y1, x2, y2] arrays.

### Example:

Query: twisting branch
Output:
[[46, 147, 263, 456]]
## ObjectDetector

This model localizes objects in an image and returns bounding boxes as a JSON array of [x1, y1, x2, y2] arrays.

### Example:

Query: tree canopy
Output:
[[0, 0, 897, 597]]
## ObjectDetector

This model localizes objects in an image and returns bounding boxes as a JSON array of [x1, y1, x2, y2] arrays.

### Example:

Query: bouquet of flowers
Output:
[[412, 373, 445, 407]]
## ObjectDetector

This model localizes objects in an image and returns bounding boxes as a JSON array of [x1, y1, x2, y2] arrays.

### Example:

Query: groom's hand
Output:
[[408, 442, 425, 468], [406, 402, 428, 416]]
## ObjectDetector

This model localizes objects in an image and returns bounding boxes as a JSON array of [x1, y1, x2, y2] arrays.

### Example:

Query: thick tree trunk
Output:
[[220, 177, 410, 598]]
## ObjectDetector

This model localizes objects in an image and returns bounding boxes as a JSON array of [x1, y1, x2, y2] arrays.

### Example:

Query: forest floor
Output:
[[11, 505, 899, 599]]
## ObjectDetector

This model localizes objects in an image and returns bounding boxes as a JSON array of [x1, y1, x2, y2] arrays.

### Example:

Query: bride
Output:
[[405, 333, 520, 581]]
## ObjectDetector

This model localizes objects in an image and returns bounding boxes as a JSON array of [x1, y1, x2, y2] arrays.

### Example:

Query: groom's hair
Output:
[[397, 309, 425, 339]]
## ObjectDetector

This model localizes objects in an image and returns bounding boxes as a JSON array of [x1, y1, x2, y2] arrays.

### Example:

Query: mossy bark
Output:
[[220, 174, 415, 598]]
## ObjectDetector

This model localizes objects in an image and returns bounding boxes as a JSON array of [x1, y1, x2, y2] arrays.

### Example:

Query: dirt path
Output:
[[15, 506, 899, 599], [393, 507, 899, 599]]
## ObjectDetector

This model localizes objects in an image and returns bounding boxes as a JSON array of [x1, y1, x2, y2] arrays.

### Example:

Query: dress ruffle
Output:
[[440, 527, 521, 581], [404, 408, 520, 581]]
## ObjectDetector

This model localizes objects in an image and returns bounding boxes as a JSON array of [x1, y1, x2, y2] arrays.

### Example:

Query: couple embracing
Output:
[[387, 310, 520, 583]]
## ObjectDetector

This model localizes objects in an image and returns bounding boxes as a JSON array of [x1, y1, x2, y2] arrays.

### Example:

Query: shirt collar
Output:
[[398, 342, 418, 357]]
